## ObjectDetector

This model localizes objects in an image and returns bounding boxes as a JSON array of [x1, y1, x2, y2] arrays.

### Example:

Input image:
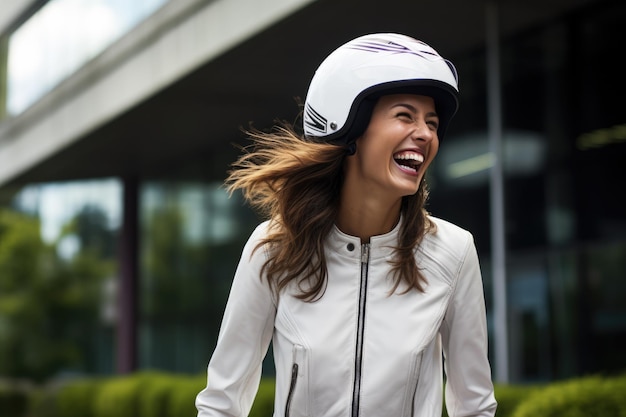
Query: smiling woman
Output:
[[343, 95, 439, 200], [195, 33, 497, 417]]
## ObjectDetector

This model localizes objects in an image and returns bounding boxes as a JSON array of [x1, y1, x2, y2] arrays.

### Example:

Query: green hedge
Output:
[[7, 371, 626, 417], [56, 377, 104, 417], [512, 373, 626, 417], [0, 381, 29, 417], [441, 383, 539, 417], [166, 375, 205, 417], [138, 372, 185, 417], [494, 383, 542, 416], [23, 370, 197, 417], [91, 371, 201, 417], [28, 383, 60, 417], [250, 378, 275, 417], [93, 374, 143, 417]]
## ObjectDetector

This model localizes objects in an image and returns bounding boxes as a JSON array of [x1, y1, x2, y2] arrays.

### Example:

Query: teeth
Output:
[[394, 152, 424, 163]]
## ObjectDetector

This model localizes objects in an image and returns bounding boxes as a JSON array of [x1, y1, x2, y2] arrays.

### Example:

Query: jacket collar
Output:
[[327, 216, 401, 260]]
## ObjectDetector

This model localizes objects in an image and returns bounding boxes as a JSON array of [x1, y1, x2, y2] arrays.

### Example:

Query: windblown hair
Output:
[[225, 123, 435, 301]]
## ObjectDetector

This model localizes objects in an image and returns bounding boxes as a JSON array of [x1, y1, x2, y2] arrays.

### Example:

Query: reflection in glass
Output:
[[139, 181, 258, 373], [3, 178, 121, 379], [6, 0, 168, 115]]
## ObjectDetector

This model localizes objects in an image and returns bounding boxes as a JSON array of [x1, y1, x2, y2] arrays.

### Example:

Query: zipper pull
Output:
[[361, 243, 370, 264]]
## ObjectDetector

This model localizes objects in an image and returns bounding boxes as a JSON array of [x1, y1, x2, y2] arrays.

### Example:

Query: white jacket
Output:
[[196, 216, 497, 417]]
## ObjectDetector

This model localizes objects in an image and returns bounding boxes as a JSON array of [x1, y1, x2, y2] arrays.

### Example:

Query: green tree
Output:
[[0, 208, 113, 381]]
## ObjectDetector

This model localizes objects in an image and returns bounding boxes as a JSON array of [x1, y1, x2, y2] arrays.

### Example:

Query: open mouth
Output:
[[393, 151, 424, 174]]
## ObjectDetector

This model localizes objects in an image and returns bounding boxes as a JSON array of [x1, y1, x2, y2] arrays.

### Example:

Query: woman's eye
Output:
[[427, 120, 439, 130], [397, 112, 413, 121]]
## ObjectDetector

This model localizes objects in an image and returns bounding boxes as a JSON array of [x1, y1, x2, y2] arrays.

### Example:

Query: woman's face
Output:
[[347, 93, 439, 199]]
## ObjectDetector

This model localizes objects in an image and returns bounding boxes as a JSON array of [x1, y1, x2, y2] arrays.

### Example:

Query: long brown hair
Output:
[[225, 123, 435, 301]]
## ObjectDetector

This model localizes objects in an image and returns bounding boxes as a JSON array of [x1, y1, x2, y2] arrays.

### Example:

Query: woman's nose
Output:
[[410, 120, 435, 142]]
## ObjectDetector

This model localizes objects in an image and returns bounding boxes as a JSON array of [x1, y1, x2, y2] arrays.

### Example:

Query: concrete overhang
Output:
[[0, 0, 598, 198], [0, 0, 41, 34]]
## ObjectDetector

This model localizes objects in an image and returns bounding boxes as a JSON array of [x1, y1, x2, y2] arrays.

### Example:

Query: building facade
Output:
[[0, 0, 624, 384]]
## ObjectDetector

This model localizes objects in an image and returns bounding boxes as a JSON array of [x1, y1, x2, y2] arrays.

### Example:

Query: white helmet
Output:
[[303, 33, 459, 151]]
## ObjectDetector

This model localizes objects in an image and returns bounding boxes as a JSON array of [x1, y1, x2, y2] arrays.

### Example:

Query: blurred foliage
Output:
[[136, 371, 183, 417], [493, 383, 543, 417], [0, 380, 29, 417], [141, 204, 237, 318], [0, 207, 114, 381], [138, 194, 258, 373], [141, 206, 188, 317], [512, 373, 626, 417], [93, 374, 144, 417], [56, 376, 104, 417], [166, 374, 206, 417], [250, 378, 276, 417], [2, 372, 622, 417]]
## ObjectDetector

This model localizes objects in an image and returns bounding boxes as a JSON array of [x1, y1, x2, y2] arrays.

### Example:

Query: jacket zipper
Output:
[[351, 243, 370, 417], [284, 362, 298, 417]]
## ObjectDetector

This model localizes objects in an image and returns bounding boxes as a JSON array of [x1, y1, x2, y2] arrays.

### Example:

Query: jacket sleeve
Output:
[[441, 232, 497, 417], [196, 223, 277, 417]]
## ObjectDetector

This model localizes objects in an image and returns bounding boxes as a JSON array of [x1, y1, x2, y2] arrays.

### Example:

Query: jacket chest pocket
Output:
[[402, 350, 424, 417], [285, 344, 309, 417]]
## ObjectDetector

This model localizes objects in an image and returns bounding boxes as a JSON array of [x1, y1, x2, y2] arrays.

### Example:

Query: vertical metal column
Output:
[[117, 175, 139, 373], [0, 36, 8, 119], [486, 1, 509, 383]]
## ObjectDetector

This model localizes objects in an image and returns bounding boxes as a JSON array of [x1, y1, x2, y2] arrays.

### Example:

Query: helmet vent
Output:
[[304, 104, 327, 134]]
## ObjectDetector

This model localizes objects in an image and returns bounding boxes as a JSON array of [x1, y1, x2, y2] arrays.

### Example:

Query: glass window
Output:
[[431, 0, 626, 383], [138, 181, 259, 373], [6, 0, 168, 116], [497, 1, 625, 382], [3, 178, 121, 379], [583, 243, 626, 375]]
